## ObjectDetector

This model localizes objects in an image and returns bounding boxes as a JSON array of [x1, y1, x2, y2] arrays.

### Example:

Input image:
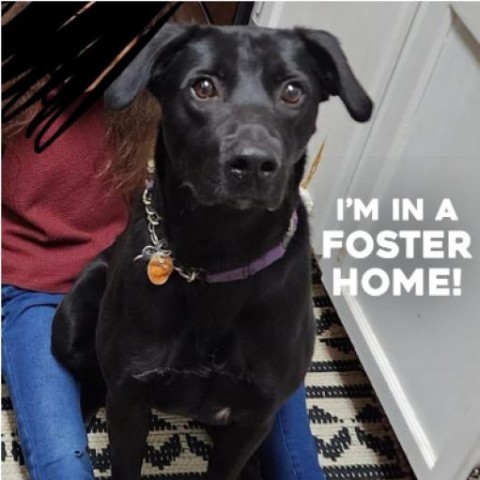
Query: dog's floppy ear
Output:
[[105, 24, 190, 110], [297, 29, 373, 122]]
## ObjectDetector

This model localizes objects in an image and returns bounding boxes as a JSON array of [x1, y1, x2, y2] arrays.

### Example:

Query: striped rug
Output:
[[1, 259, 415, 479]]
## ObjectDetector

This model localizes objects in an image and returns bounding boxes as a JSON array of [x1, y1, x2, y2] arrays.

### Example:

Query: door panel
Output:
[[319, 4, 480, 480]]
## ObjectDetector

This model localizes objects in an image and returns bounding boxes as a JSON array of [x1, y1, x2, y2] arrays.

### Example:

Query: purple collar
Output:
[[136, 184, 299, 284], [205, 211, 298, 283]]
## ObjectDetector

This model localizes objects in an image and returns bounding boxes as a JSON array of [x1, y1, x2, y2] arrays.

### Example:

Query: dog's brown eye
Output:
[[281, 82, 303, 104], [192, 78, 217, 99]]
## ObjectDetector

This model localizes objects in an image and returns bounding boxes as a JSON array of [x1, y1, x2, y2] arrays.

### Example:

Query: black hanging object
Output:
[[2, 2, 182, 152]]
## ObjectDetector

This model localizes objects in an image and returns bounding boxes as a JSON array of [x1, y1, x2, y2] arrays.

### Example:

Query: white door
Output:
[[254, 3, 480, 479]]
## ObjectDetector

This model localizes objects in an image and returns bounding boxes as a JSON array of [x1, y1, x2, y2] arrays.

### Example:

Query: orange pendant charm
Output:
[[147, 253, 174, 285]]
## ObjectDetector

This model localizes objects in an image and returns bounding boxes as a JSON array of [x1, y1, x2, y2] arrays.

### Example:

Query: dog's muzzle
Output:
[[219, 124, 284, 208]]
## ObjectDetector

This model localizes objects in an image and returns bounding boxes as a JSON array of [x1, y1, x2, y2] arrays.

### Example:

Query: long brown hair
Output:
[[103, 92, 161, 195]]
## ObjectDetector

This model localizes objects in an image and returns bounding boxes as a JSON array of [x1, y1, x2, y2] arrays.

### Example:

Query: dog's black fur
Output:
[[52, 24, 372, 480]]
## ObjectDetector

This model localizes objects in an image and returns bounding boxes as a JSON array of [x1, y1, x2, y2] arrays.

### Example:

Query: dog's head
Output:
[[106, 24, 372, 211]]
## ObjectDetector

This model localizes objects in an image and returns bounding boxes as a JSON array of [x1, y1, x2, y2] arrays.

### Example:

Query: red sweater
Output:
[[2, 101, 130, 293]]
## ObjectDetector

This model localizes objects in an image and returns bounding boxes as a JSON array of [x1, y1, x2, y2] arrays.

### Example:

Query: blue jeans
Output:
[[2, 285, 95, 480], [260, 386, 324, 479], [2, 285, 323, 479]]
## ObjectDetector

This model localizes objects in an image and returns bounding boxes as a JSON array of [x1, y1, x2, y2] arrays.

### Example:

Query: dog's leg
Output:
[[107, 394, 150, 480], [52, 250, 110, 423], [52, 251, 109, 370], [240, 452, 263, 480], [206, 419, 274, 480]]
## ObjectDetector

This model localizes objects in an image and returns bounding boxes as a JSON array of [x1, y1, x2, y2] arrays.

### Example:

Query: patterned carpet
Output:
[[1, 260, 415, 479]]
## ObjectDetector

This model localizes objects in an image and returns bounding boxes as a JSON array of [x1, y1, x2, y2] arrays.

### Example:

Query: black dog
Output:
[[52, 24, 372, 480]]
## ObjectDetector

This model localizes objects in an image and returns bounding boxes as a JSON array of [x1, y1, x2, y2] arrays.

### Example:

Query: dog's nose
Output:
[[227, 148, 279, 180]]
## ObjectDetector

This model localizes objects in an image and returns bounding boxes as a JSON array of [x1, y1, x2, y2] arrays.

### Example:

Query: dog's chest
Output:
[[132, 328, 274, 425], [105, 267, 283, 425], [116, 285, 276, 424]]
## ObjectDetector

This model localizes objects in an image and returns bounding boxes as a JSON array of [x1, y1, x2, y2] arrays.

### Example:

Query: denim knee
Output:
[[33, 446, 94, 480]]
